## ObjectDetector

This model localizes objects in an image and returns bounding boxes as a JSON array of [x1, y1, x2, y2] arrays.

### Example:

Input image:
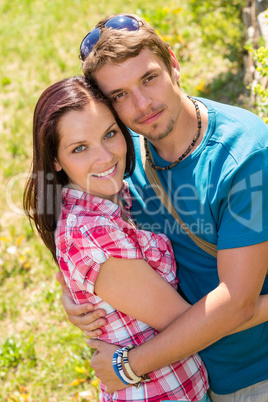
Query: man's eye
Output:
[[73, 145, 86, 153], [114, 92, 126, 101], [145, 75, 155, 83]]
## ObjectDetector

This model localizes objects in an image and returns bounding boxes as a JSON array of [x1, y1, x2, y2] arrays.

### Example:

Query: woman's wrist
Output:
[[128, 346, 145, 377]]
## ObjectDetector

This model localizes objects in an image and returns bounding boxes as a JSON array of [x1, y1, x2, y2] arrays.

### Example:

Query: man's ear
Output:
[[54, 158, 62, 172], [169, 48, 180, 82]]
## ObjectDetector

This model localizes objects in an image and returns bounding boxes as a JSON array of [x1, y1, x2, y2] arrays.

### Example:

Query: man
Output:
[[58, 13, 268, 401]]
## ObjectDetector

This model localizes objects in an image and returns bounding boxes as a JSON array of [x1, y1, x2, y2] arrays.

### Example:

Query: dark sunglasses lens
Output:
[[105, 15, 139, 31], [79, 16, 140, 60], [80, 28, 101, 60]]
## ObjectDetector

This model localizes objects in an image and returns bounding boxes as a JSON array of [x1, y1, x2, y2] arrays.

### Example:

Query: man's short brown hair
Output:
[[82, 14, 172, 79]]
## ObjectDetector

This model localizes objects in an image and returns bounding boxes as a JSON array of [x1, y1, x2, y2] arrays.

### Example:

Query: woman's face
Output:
[[54, 101, 127, 201]]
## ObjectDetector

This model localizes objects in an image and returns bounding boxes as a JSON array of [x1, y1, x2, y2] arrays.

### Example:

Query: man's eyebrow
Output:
[[140, 69, 158, 80], [108, 87, 124, 97], [107, 69, 159, 97]]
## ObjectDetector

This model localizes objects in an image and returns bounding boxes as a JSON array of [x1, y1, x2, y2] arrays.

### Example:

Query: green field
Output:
[[0, 0, 253, 400]]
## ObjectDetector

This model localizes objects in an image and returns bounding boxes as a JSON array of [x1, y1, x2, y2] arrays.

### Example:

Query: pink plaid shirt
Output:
[[55, 182, 208, 401]]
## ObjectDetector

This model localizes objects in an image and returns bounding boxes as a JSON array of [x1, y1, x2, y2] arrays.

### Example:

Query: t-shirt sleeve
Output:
[[217, 149, 268, 249], [68, 217, 143, 295]]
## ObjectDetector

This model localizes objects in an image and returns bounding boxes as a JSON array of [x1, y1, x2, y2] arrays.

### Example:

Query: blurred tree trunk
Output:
[[243, 1, 268, 106]]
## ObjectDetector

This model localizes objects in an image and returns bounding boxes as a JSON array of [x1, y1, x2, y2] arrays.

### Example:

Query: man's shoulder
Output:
[[199, 97, 267, 131], [199, 97, 268, 159]]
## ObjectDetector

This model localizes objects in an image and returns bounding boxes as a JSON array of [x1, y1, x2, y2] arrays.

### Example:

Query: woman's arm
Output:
[[59, 265, 268, 335], [94, 256, 190, 332], [59, 253, 268, 336]]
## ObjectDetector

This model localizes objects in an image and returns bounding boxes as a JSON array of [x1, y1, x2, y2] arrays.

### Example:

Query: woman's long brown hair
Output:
[[23, 76, 135, 263]]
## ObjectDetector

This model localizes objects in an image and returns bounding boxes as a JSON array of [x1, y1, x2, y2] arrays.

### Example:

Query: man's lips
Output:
[[136, 109, 163, 125]]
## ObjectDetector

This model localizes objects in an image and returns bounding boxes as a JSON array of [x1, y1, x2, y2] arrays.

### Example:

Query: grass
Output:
[[0, 0, 252, 400]]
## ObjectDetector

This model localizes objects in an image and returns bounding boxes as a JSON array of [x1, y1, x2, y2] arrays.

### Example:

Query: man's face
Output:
[[94, 49, 182, 143]]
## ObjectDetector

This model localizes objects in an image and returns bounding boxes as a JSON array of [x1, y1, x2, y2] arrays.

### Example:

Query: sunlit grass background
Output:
[[0, 0, 257, 400]]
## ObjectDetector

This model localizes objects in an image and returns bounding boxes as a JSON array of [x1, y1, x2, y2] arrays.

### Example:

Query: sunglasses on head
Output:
[[79, 15, 143, 61]]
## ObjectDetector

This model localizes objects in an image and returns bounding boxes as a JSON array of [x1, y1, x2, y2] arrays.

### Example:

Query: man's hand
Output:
[[88, 339, 128, 393], [56, 271, 107, 337]]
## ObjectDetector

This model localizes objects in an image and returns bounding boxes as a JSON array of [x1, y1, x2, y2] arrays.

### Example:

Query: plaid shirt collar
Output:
[[62, 180, 132, 216]]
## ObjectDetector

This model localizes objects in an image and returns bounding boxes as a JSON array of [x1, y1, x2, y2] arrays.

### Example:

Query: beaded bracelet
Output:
[[122, 345, 150, 388], [112, 346, 137, 385], [112, 345, 150, 389], [117, 348, 138, 385], [122, 346, 142, 382], [112, 351, 129, 385]]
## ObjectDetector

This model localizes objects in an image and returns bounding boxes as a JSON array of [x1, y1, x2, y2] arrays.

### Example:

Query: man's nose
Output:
[[133, 89, 152, 112]]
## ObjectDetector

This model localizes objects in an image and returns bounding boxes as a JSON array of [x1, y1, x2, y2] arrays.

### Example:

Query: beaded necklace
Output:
[[144, 96, 201, 171]]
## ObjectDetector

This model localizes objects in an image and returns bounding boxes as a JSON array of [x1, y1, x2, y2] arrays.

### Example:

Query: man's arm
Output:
[[127, 242, 268, 373], [88, 241, 268, 392]]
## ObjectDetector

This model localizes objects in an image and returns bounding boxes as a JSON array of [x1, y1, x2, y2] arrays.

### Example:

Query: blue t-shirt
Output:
[[126, 98, 268, 394]]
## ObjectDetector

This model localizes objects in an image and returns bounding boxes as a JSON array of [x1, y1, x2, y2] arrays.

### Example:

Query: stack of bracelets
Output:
[[112, 345, 150, 388]]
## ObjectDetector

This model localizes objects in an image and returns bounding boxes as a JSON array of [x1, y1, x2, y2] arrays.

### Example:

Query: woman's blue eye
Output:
[[73, 145, 85, 153], [105, 131, 116, 139]]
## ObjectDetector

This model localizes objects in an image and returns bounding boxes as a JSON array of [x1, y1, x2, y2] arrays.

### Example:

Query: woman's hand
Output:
[[88, 338, 128, 393], [56, 271, 107, 337]]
